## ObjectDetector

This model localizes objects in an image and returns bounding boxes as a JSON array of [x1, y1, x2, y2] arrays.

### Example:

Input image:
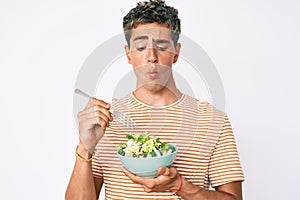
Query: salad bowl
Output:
[[117, 133, 178, 178]]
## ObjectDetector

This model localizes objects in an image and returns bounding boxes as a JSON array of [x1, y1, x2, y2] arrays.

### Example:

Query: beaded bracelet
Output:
[[172, 174, 183, 196], [75, 145, 94, 162]]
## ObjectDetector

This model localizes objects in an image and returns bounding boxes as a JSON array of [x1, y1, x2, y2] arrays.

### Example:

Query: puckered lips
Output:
[[147, 70, 158, 79]]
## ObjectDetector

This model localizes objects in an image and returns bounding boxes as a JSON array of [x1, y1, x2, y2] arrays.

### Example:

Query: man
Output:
[[66, 0, 244, 199]]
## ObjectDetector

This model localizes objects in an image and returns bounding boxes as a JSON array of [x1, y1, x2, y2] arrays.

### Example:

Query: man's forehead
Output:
[[130, 27, 173, 40]]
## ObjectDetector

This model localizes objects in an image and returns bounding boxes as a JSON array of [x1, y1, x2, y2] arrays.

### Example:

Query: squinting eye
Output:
[[136, 46, 147, 51], [156, 46, 168, 51]]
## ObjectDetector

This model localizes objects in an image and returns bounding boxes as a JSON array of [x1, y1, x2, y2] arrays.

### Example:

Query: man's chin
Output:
[[143, 83, 165, 92]]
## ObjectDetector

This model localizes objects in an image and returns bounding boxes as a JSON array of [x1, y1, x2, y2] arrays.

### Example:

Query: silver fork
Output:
[[74, 89, 136, 130]]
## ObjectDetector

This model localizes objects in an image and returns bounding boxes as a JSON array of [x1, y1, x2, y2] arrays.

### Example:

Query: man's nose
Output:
[[146, 47, 158, 63]]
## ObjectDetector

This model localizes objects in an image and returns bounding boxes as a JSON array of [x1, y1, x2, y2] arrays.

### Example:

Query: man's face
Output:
[[125, 23, 181, 92]]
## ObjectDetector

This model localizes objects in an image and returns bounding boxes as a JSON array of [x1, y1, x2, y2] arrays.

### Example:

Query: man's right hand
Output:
[[77, 97, 113, 153]]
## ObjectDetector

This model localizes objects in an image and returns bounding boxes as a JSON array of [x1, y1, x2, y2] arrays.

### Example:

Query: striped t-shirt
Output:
[[92, 93, 244, 199]]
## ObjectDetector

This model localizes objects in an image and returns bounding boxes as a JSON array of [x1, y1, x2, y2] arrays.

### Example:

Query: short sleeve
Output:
[[208, 115, 245, 187]]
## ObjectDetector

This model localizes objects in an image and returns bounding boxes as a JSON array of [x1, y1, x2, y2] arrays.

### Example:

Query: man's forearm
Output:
[[177, 179, 239, 200], [65, 145, 101, 200]]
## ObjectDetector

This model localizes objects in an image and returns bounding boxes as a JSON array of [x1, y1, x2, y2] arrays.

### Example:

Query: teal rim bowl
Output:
[[117, 144, 178, 178]]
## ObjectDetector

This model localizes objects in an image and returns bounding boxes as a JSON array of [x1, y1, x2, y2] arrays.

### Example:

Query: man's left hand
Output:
[[121, 166, 180, 193]]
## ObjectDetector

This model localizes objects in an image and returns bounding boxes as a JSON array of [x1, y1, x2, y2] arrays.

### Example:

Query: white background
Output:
[[0, 0, 299, 199]]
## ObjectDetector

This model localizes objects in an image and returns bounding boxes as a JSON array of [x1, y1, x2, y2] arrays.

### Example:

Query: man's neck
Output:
[[133, 76, 182, 106]]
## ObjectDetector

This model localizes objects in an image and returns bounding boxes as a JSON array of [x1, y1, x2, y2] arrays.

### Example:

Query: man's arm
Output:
[[122, 166, 243, 200], [177, 178, 242, 200], [65, 144, 103, 200], [65, 97, 113, 200]]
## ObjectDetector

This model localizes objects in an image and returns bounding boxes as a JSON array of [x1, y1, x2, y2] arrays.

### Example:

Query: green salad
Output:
[[118, 132, 174, 158]]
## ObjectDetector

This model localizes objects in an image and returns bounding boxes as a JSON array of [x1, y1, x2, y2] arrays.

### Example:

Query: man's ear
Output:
[[173, 43, 181, 64], [124, 45, 132, 64]]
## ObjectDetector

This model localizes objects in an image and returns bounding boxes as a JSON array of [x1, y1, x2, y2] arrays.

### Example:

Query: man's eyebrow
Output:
[[154, 39, 171, 44], [133, 35, 149, 41]]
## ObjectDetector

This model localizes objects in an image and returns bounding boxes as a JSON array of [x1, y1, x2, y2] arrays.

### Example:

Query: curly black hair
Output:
[[123, 0, 181, 46]]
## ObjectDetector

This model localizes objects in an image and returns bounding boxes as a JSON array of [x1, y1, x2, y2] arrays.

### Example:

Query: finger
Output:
[[85, 98, 111, 111], [121, 167, 148, 185], [142, 185, 152, 193], [80, 111, 110, 127], [79, 104, 113, 121], [158, 166, 170, 176], [80, 107, 111, 121], [85, 97, 110, 110], [169, 167, 178, 176], [81, 116, 108, 131]]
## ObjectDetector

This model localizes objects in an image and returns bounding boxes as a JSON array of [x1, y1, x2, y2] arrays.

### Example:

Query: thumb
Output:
[[158, 166, 170, 176]]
